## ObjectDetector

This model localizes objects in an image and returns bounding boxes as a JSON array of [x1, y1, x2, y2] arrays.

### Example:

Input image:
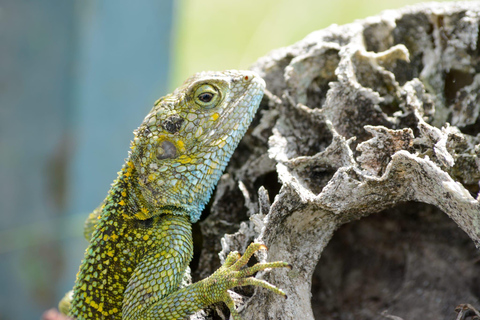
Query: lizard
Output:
[[61, 70, 290, 320]]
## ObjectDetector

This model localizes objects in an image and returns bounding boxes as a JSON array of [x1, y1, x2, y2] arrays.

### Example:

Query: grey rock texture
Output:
[[193, 2, 480, 320]]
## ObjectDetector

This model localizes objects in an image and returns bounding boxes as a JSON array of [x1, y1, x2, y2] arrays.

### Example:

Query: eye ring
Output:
[[194, 84, 220, 108]]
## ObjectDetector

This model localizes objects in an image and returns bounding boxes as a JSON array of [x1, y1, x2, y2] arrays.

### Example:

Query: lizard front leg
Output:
[[123, 215, 289, 320], [127, 248, 290, 320]]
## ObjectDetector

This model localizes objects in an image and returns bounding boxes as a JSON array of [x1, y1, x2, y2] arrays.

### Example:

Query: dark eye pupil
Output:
[[198, 92, 213, 102]]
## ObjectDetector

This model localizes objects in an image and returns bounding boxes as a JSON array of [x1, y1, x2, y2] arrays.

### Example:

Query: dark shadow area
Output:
[[304, 48, 340, 109], [444, 70, 475, 106], [306, 73, 337, 109], [190, 222, 203, 274], [311, 202, 480, 320], [253, 171, 282, 202], [460, 117, 480, 138], [391, 14, 433, 85], [295, 163, 337, 195]]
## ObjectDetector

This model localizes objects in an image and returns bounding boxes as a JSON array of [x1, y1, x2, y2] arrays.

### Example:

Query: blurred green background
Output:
[[0, 0, 459, 319], [173, 0, 455, 87]]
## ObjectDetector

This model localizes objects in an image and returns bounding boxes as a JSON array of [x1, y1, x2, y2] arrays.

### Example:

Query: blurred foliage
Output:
[[172, 0, 457, 88]]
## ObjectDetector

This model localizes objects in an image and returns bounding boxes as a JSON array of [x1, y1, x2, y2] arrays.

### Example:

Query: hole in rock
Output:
[[363, 21, 394, 53], [393, 13, 434, 50], [390, 58, 423, 86], [229, 142, 256, 171], [311, 202, 480, 320], [306, 75, 336, 109], [253, 170, 282, 202], [391, 13, 433, 85], [378, 99, 401, 117], [305, 48, 339, 109], [295, 164, 337, 196], [210, 182, 248, 224], [459, 117, 480, 137], [444, 69, 475, 106]]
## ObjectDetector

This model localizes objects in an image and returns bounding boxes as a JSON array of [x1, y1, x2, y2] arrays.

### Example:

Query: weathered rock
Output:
[[193, 2, 480, 319]]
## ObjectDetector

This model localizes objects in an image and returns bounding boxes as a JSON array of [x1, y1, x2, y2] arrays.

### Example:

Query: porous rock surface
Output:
[[193, 2, 480, 319]]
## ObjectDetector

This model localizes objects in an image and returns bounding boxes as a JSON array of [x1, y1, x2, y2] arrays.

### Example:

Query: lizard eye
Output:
[[198, 92, 213, 102], [194, 84, 220, 108]]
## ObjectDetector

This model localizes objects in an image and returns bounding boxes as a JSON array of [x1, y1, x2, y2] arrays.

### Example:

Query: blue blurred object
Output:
[[0, 1, 174, 319]]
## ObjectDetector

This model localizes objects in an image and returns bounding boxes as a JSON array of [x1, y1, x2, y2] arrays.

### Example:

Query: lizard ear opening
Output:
[[156, 140, 177, 160]]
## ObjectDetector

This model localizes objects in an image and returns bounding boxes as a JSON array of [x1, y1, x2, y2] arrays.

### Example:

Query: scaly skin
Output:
[[65, 70, 290, 319]]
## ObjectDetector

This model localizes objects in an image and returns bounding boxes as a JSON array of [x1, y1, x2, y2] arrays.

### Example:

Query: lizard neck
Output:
[[107, 160, 189, 221]]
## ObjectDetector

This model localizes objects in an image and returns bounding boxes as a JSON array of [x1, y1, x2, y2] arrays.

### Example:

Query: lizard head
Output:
[[128, 70, 265, 222]]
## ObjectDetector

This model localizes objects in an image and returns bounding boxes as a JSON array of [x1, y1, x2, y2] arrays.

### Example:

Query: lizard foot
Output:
[[204, 242, 291, 320]]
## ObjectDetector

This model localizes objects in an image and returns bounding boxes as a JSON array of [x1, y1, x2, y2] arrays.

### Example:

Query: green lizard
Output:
[[61, 70, 290, 319]]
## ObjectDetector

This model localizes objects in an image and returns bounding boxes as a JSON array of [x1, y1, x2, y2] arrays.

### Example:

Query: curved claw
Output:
[[231, 277, 287, 297], [231, 243, 267, 270]]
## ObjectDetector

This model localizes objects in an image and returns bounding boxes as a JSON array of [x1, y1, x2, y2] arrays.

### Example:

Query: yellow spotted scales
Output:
[[63, 70, 290, 319]]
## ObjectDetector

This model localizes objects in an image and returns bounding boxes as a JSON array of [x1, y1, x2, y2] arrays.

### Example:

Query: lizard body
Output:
[[65, 70, 289, 319]]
